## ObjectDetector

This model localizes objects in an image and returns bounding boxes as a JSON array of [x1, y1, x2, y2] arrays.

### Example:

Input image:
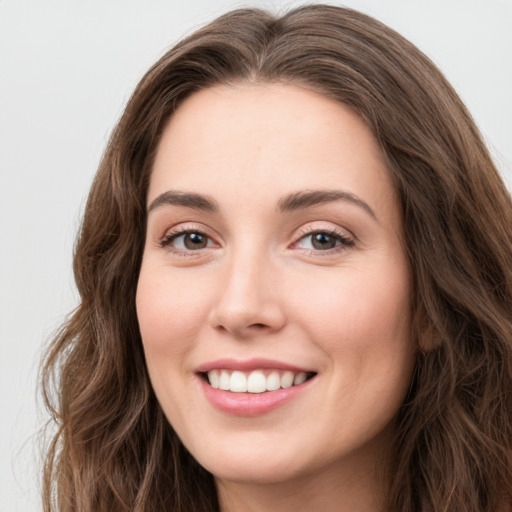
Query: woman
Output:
[[41, 5, 512, 511]]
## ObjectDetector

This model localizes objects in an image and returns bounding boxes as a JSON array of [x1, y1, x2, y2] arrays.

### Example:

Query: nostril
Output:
[[250, 323, 268, 329]]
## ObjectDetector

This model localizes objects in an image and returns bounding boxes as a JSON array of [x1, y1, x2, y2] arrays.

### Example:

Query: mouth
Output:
[[196, 360, 317, 416], [199, 368, 317, 393]]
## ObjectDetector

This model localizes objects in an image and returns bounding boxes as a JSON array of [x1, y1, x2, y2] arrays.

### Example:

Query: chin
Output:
[[204, 457, 309, 486], [183, 434, 311, 485]]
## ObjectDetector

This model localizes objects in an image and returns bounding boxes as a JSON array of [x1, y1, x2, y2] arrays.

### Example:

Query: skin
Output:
[[136, 83, 417, 512]]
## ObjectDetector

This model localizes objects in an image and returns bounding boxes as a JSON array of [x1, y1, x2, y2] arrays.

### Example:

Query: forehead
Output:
[[149, 83, 398, 224]]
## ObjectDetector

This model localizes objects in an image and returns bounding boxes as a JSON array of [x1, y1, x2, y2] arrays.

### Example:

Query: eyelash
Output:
[[292, 228, 355, 255], [159, 226, 355, 256], [160, 226, 213, 255]]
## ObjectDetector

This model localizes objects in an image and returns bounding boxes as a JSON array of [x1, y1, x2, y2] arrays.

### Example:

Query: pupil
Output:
[[312, 233, 335, 250], [185, 233, 207, 249]]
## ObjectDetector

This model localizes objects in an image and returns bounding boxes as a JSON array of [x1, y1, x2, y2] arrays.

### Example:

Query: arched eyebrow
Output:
[[277, 190, 377, 220], [148, 191, 219, 213], [147, 188, 376, 220]]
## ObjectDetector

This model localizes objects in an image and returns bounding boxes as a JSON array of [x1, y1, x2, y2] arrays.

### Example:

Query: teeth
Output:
[[294, 372, 307, 385], [209, 369, 220, 389], [219, 370, 230, 390], [230, 371, 247, 392], [281, 371, 294, 389], [206, 369, 312, 393], [266, 371, 281, 391], [247, 370, 267, 393]]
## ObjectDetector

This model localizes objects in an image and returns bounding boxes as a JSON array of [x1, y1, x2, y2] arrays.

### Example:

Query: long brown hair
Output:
[[41, 5, 512, 511]]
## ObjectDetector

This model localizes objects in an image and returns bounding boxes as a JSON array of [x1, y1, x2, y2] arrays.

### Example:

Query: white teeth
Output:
[[247, 370, 267, 393], [266, 371, 281, 391], [209, 369, 220, 389], [206, 368, 313, 393], [230, 371, 247, 392], [293, 372, 307, 385], [280, 371, 294, 389], [219, 370, 230, 390]]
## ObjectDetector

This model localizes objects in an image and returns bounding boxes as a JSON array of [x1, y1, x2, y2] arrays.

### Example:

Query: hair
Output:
[[41, 4, 512, 512]]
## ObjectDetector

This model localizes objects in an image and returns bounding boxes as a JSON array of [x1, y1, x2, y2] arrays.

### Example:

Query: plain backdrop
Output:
[[1, 1, 511, 511]]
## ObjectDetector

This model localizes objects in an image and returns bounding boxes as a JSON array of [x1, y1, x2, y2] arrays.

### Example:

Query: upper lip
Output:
[[196, 358, 314, 373]]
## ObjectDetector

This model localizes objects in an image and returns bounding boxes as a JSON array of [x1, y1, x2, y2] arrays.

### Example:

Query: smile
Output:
[[204, 369, 316, 393], [196, 359, 318, 416]]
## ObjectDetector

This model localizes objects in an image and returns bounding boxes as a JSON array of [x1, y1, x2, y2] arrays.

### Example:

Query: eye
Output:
[[295, 230, 354, 252], [161, 230, 214, 251]]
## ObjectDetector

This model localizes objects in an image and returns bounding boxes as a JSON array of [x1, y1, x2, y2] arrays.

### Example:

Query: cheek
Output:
[[136, 265, 211, 356], [135, 265, 213, 430], [293, 266, 410, 341], [288, 261, 413, 393], [298, 265, 414, 430]]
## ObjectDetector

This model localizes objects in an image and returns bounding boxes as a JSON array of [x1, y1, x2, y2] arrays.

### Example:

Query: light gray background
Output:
[[1, 1, 511, 511]]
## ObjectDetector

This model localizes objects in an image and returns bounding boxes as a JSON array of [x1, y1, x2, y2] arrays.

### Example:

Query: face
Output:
[[136, 84, 416, 487]]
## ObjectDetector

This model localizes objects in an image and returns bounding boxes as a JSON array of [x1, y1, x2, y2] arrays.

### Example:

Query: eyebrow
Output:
[[277, 190, 377, 220], [148, 191, 219, 213], [147, 188, 376, 220]]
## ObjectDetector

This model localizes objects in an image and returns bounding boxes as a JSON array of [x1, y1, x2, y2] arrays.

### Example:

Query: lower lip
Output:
[[198, 376, 313, 417]]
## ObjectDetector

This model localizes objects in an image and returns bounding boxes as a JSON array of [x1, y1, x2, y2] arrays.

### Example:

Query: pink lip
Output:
[[196, 358, 316, 416], [196, 358, 312, 373], [198, 377, 313, 416]]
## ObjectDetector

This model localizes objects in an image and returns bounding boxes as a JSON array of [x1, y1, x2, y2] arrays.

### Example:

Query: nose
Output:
[[208, 251, 286, 338]]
